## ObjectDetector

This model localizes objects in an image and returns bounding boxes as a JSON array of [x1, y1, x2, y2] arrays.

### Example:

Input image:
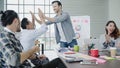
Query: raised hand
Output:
[[38, 8, 45, 19], [38, 8, 45, 23], [30, 11, 42, 24], [105, 34, 111, 43], [30, 11, 35, 25]]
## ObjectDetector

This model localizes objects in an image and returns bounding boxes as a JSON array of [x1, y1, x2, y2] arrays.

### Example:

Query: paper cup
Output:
[[110, 47, 117, 57]]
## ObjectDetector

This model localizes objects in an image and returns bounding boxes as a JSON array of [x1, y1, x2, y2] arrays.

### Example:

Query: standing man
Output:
[[35, 1, 78, 48]]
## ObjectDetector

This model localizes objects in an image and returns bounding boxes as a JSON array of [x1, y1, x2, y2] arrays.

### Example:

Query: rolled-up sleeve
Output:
[[45, 12, 69, 25]]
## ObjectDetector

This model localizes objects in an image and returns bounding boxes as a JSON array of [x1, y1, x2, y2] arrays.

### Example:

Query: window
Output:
[[4, 0, 60, 50]]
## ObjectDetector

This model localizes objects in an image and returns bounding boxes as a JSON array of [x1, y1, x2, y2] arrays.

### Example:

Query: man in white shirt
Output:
[[15, 12, 66, 68], [16, 12, 48, 51]]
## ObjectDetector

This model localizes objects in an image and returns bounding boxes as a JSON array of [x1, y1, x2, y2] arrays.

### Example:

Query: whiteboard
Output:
[[71, 16, 90, 46]]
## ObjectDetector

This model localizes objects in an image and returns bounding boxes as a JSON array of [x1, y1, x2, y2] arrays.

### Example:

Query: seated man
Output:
[[0, 10, 66, 68], [16, 12, 49, 66], [16, 11, 48, 51]]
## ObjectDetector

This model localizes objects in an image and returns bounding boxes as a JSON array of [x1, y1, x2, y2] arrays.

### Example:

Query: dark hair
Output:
[[52, 1, 62, 7], [105, 20, 120, 39], [0, 10, 18, 27], [21, 18, 29, 29], [0, 11, 4, 14]]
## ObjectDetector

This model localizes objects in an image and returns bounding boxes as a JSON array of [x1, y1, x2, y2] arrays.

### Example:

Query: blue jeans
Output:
[[60, 39, 78, 48]]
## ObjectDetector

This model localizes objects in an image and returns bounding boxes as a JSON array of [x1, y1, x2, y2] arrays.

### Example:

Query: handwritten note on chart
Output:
[[71, 16, 90, 39]]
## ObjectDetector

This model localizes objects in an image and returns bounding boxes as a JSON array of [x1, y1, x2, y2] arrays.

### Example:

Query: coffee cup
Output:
[[110, 47, 117, 57], [74, 45, 79, 52]]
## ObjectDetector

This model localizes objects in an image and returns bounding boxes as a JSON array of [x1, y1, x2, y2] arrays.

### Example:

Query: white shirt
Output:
[[56, 22, 67, 42], [16, 24, 48, 51]]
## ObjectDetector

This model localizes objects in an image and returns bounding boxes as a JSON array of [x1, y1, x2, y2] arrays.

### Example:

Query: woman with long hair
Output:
[[99, 20, 120, 49]]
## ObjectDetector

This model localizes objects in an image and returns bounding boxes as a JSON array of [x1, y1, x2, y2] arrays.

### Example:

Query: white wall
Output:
[[109, 0, 120, 29], [61, 0, 109, 38]]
